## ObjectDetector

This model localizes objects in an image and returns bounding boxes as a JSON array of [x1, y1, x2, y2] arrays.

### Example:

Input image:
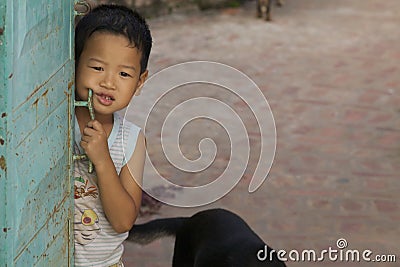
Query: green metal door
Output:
[[0, 0, 75, 266]]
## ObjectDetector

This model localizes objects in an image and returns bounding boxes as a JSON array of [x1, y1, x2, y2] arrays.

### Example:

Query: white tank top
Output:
[[73, 113, 140, 266]]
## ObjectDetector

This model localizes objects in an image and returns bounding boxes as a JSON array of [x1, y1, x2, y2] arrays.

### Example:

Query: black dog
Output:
[[128, 208, 286, 267], [257, 0, 284, 21]]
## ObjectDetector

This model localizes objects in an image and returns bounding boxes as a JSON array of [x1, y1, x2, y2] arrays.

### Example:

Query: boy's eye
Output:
[[120, 72, 132, 77], [91, 66, 103, 71]]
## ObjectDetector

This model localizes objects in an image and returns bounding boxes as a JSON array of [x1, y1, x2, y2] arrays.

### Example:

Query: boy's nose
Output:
[[100, 73, 116, 89]]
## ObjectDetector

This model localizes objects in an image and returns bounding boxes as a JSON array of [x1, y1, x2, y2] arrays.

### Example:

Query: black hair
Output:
[[75, 4, 152, 74]]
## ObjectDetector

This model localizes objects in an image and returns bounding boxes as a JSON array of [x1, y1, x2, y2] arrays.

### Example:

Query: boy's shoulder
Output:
[[115, 113, 141, 135]]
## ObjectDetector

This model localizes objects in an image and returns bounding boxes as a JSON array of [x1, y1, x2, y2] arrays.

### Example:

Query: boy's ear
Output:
[[135, 70, 148, 96]]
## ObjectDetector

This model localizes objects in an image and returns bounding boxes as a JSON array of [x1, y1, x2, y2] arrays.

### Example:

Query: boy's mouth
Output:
[[96, 93, 115, 105]]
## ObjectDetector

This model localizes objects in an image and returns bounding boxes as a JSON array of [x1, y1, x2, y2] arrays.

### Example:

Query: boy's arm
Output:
[[82, 120, 145, 233], [97, 130, 145, 233], [118, 130, 145, 226]]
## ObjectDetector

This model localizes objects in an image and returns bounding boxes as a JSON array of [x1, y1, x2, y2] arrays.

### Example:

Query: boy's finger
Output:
[[83, 126, 96, 136], [80, 140, 87, 150], [86, 120, 94, 128], [80, 135, 90, 143], [87, 120, 103, 131]]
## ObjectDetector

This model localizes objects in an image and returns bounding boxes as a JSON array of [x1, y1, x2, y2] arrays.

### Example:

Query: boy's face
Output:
[[76, 31, 147, 116]]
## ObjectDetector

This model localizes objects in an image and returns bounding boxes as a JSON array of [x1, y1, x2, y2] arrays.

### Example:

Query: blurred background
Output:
[[82, 0, 400, 266]]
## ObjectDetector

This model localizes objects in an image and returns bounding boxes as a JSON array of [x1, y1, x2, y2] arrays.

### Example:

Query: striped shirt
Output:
[[73, 113, 140, 266]]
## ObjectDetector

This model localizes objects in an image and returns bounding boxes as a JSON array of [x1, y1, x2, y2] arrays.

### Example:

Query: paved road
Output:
[[122, 0, 400, 266]]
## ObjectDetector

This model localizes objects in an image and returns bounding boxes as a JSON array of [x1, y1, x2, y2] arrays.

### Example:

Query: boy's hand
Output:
[[80, 120, 111, 166]]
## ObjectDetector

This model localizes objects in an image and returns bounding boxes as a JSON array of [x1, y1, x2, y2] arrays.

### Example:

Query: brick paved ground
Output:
[[122, 0, 400, 266]]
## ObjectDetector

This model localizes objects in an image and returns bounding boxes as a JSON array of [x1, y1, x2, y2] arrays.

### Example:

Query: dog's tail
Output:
[[127, 217, 187, 245]]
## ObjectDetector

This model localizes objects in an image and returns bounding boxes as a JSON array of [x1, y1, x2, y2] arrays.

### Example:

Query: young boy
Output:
[[73, 5, 152, 266]]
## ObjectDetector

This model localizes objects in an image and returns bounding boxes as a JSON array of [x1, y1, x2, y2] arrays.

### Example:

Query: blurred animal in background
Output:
[[257, 0, 284, 21], [128, 208, 287, 267]]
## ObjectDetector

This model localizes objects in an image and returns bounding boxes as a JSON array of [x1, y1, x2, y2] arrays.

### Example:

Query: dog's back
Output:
[[128, 208, 286, 267], [173, 209, 284, 267]]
